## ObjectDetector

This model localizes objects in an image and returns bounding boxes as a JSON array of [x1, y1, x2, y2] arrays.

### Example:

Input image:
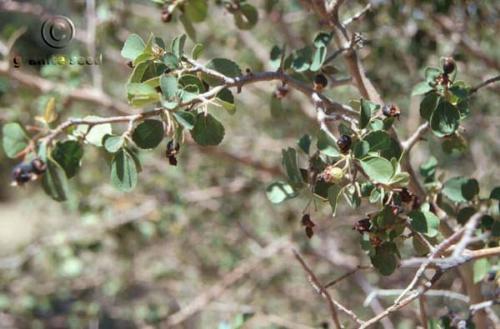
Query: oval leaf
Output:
[[430, 101, 460, 137], [132, 120, 165, 149], [191, 113, 225, 146], [111, 149, 138, 192], [2, 122, 28, 158]]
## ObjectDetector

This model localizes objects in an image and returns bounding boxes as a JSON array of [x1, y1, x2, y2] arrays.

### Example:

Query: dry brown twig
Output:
[[292, 249, 364, 328]]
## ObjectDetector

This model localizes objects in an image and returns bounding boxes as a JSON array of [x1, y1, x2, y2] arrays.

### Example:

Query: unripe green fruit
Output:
[[322, 166, 344, 184]]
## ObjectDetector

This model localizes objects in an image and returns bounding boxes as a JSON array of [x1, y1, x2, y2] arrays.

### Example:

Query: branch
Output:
[[401, 122, 429, 152], [292, 249, 364, 328], [342, 3, 371, 26], [470, 75, 500, 94], [359, 271, 443, 329]]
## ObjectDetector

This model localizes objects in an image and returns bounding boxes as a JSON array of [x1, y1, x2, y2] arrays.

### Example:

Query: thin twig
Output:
[[401, 122, 429, 151], [469, 75, 500, 94], [342, 3, 372, 26], [418, 295, 429, 329], [292, 249, 364, 327], [359, 271, 443, 329]]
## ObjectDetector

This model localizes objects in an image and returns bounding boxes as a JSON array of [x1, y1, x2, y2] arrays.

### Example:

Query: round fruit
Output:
[[442, 57, 456, 75]]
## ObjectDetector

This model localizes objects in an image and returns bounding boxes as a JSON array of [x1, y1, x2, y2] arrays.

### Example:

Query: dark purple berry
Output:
[[442, 57, 456, 75], [161, 9, 172, 23], [313, 74, 328, 91], [337, 135, 352, 153], [166, 140, 180, 166], [301, 214, 315, 228], [11, 163, 34, 186], [382, 104, 401, 118], [31, 158, 46, 175]]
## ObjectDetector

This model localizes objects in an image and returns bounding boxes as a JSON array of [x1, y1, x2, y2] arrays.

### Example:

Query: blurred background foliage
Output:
[[0, 0, 498, 328]]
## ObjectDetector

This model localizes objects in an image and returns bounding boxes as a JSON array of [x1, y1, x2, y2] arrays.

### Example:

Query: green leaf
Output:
[[420, 156, 437, 180], [360, 156, 394, 185], [2, 122, 28, 158], [371, 243, 398, 276], [204, 58, 242, 85], [266, 181, 297, 204], [369, 187, 383, 204], [234, 4, 259, 30], [215, 88, 236, 113], [51, 141, 83, 178], [389, 172, 410, 187], [310, 46, 326, 72], [492, 221, 500, 237], [374, 206, 396, 228], [442, 177, 479, 203], [457, 207, 476, 225], [281, 148, 304, 187], [42, 158, 69, 201], [291, 47, 313, 72], [132, 119, 165, 149], [490, 187, 500, 200], [430, 101, 460, 137], [128, 61, 151, 84], [206, 58, 242, 77], [353, 140, 369, 158], [75, 116, 112, 147], [185, 0, 208, 22], [408, 210, 440, 237], [191, 43, 204, 60], [162, 53, 180, 69], [313, 32, 332, 48], [269, 45, 282, 70], [160, 75, 178, 100], [412, 81, 434, 96], [173, 111, 196, 130], [127, 83, 161, 107], [425, 67, 441, 83], [191, 113, 225, 146], [343, 184, 361, 209], [328, 185, 342, 216], [420, 92, 440, 120], [111, 149, 138, 192], [179, 14, 197, 42], [364, 131, 391, 153], [297, 134, 311, 155], [103, 135, 124, 153], [317, 130, 340, 157], [473, 259, 491, 283], [360, 99, 379, 129], [121, 34, 146, 60], [171, 34, 187, 58], [178, 74, 205, 92]]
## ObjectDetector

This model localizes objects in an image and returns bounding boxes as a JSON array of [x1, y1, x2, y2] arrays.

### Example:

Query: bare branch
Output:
[[342, 3, 372, 26], [470, 75, 500, 94], [292, 249, 364, 327], [401, 122, 429, 152]]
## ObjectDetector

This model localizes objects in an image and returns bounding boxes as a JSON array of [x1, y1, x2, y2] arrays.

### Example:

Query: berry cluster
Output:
[[301, 214, 315, 239], [166, 140, 180, 166], [11, 159, 47, 186]]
